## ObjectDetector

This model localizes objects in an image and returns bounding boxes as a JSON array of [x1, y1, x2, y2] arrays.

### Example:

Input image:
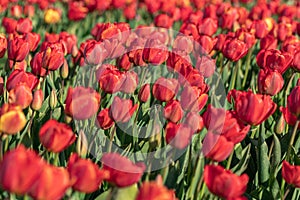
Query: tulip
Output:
[[256, 49, 293, 74], [68, 2, 88, 21], [183, 112, 204, 133], [10, 5, 22, 18], [117, 53, 133, 71], [96, 108, 115, 130], [65, 86, 101, 120], [39, 119, 76, 153], [138, 84, 150, 103], [67, 153, 109, 193], [109, 96, 137, 123], [282, 161, 300, 188], [164, 100, 183, 123], [136, 176, 177, 200], [16, 18, 32, 34], [119, 71, 138, 94], [6, 70, 39, 91], [280, 107, 300, 129], [287, 86, 300, 118], [101, 153, 146, 187], [154, 14, 173, 28], [9, 84, 33, 109], [202, 132, 234, 162], [180, 86, 208, 112], [227, 90, 277, 126], [165, 122, 193, 149], [204, 165, 249, 199], [0, 34, 7, 58], [260, 34, 278, 50], [0, 145, 44, 195], [258, 69, 284, 96], [143, 39, 169, 65], [198, 18, 218, 36], [84, 40, 108, 65], [222, 38, 248, 61], [7, 34, 30, 62], [152, 78, 179, 102], [44, 8, 61, 24], [49, 90, 57, 109], [98, 67, 123, 94], [196, 35, 217, 55], [29, 164, 70, 200], [31, 89, 44, 111], [59, 32, 77, 55], [25, 32, 41, 52], [30, 51, 48, 77], [2, 17, 17, 34], [0, 104, 26, 134], [42, 42, 65, 71]]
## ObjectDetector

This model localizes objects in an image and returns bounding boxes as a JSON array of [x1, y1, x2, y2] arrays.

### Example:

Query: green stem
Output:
[[229, 60, 240, 91], [226, 151, 234, 169], [108, 125, 116, 153], [242, 48, 253, 88], [286, 120, 299, 162]]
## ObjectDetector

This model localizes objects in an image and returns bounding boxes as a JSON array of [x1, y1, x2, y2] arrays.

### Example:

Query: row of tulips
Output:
[[0, 0, 300, 200]]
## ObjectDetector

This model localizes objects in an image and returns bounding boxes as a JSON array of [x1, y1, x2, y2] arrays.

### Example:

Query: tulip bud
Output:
[[138, 84, 150, 103], [49, 89, 57, 109], [60, 59, 69, 79], [164, 100, 183, 123], [71, 45, 79, 58], [76, 130, 88, 158], [31, 89, 44, 111], [275, 114, 286, 134], [9, 84, 33, 109], [96, 108, 114, 130]]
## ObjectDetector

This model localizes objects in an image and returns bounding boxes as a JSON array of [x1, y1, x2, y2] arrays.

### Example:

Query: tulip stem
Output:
[[242, 47, 253, 88], [226, 151, 234, 169], [285, 73, 296, 106], [286, 120, 299, 162], [108, 125, 116, 153], [229, 60, 240, 91]]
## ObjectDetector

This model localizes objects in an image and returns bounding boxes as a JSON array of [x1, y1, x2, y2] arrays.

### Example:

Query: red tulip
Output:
[[16, 18, 32, 34], [183, 112, 204, 133], [222, 38, 248, 61], [6, 70, 38, 91], [256, 49, 293, 74], [25, 32, 41, 52], [67, 153, 109, 193], [39, 119, 76, 153], [7, 34, 30, 62], [282, 161, 300, 188], [84, 40, 108, 65], [180, 86, 208, 112], [0, 34, 7, 58], [258, 69, 284, 96], [0, 104, 26, 134], [8, 83, 33, 109], [29, 164, 70, 200], [42, 42, 65, 71], [68, 2, 88, 21], [98, 65, 123, 94], [119, 71, 138, 94], [280, 107, 300, 129], [154, 14, 173, 28], [101, 153, 146, 187], [59, 32, 77, 55], [30, 51, 48, 77], [109, 96, 137, 123], [138, 84, 150, 103], [202, 132, 234, 162], [260, 34, 278, 50], [2, 17, 17, 34], [287, 86, 300, 118], [164, 100, 183, 123], [31, 89, 44, 111], [227, 90, 277, 126], [204, 165, 249, 199], [165, 122, 193, 149], [152, 78, 179, 102], [143, 39, 169, 65], [198, 18, 218, 36], [96, 108, 115, 130], [0, 145, 44, 195], [65, 86, 101, 120]]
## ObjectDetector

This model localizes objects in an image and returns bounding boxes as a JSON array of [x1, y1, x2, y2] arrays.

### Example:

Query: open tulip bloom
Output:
[[1, 1, 300, 200]]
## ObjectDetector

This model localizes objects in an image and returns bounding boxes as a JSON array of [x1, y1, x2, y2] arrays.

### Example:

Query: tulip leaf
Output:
[[270, 134, 281, 170], [115, 184, 138, 200], [232, 144, 251, 175], [94, 190, 110, 200], [258, 141, 270, 184]]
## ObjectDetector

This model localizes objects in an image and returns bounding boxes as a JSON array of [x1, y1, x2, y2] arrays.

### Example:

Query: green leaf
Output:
[[94, 190, 111, 200], [115, 184, 138, 200], [271, 134, 281, 170], [258, 142, 270, 184], [232, 144, 251, 175]]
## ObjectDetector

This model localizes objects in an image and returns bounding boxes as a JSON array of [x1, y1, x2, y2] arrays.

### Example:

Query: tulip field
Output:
[[1, 0, 300, 199]]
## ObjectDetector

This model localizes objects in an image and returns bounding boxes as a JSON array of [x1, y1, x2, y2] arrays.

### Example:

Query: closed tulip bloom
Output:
[[202, 132, 234, 162], [152, 78, 179, 102], [154, 14, 173, 28], [68, 2, 88, 21], [222, 38, 248, 61], [260, 34, 278, 50], [198, 18, 218, 36], [287, 86, 300, 118], [25, 32, 41, 52], [164, 100, 183, 123], [0, 34, 7, 58], [101, 153, 146, 187], [30, 52, 48, 77], [180, 86, 208, 112], [65, 86, 101, 120], [67, 153, 109, 193], [117, 53, 133, 71], [6, 70, 39, 91], [16, 18, 32, 34], [258, 69, 284, 96], [96, 108, 114, 130], [2, 17, 17, 34], [136, 176, 177, 200], [59, 32, 77, 55], [282, 161, 300, 188], [143, 39, 169, 65], [39, 119, 76, 153], [138, 84, 150, 103], [280, 107, 300, 129], [44, 8, 61, 24], [7, 34, 30, 62], [84, 40, 108, 65], [29, 164, 70, 200], [256, 49, 293, 74], [119, 71, 138, 94], [109, 96, 137, 123], [183, 112, 204, 133], [98, 66, 123, 94], [0, 145, 44, 195], [204, 165, 249, 199], [227, 90, 277, 126], [9, 84, 33, 109], [31, 89, 44, 111], [42, 42, 65, 71], [165, 122, 194, 149], [0, 104, 26, 134]]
